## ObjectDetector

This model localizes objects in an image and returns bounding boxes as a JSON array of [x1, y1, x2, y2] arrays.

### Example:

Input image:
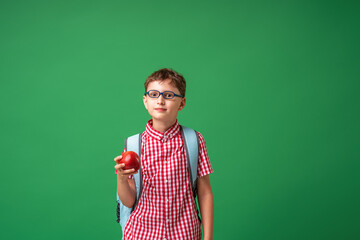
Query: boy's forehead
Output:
[[147, 79, 178, 91]]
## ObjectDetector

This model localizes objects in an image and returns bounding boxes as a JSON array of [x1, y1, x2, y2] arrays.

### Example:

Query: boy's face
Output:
[[143, 79, 186, 123]]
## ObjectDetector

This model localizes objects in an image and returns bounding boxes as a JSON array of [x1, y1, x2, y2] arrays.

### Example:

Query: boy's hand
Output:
[[114, 155, 138, 180]]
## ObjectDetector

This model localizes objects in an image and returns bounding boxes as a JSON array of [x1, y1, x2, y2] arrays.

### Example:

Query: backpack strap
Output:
[[180, 126, 199, 191], [180, 126, 201, 223], [116, 133, 142, 234], [126, 133, 143, 209]]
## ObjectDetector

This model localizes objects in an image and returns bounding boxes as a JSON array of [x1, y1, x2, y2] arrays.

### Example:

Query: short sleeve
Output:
[[196, 131, 214, 177]]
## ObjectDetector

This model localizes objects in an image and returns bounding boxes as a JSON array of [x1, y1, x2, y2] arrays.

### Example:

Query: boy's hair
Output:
[[144, 68, 186, 97]]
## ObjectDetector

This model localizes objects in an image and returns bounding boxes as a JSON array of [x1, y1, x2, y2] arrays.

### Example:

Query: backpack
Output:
[[116, 126, 201, 238]]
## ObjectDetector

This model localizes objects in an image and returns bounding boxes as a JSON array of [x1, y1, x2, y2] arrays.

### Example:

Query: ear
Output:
[[178, 97, 186, 111], [143, 95, 148, 110]]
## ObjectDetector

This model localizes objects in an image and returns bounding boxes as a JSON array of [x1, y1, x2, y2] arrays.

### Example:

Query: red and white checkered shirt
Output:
[[121, 119, 213, 240]]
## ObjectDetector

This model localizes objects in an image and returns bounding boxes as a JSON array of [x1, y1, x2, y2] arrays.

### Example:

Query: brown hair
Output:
[[144, 68, 186, 97]]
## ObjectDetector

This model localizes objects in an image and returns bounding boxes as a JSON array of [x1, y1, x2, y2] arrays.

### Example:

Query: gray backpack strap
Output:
[[127, 133, 143, 208], [180, 126, 199, 188], [180, 125, 201, 223], [116, 133, 142, 237]]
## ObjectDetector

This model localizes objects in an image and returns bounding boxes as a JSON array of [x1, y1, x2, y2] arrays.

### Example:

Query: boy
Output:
[[114, 68, 214, 240]]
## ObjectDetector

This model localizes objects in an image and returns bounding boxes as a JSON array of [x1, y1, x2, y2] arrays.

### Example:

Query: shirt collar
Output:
[[145, 119, 180, 142]]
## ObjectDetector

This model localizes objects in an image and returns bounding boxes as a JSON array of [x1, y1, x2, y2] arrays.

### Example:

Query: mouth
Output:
[[155, 108, 167, 112]]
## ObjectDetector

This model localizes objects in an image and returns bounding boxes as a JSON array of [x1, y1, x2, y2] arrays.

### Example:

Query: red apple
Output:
[[119, 151, 140, 171]]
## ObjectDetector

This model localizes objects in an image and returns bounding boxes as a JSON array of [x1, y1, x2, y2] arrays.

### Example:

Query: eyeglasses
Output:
[[144, 90, 184, 99]]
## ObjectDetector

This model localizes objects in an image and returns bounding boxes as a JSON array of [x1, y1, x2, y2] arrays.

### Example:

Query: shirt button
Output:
[[165, 179, 168, 183]]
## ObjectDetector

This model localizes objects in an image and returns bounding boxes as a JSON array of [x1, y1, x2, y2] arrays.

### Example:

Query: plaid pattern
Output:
[[123, 119, 213, 240]]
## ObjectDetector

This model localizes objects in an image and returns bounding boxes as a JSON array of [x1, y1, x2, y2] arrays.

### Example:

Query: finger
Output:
[[121, 168, 140, 176], [114, 163, 125, 170], [122, 169, 137, 175], [119, 163, 125, 168], [114, 155, 123, 162]]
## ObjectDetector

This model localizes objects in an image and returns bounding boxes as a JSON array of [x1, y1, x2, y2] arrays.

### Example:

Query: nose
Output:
[[157, 94, 165, 104]]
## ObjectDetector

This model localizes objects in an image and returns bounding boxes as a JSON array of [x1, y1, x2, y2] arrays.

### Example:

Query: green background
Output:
[[1, 0, 359, 239]]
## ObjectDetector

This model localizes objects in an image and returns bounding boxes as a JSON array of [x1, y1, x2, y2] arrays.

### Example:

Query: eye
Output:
[[149, 91, 159, 98], [164, 92, 174, 99]]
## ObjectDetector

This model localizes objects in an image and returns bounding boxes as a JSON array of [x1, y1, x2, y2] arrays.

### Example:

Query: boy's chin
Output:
[[151, 114, 177, 122]]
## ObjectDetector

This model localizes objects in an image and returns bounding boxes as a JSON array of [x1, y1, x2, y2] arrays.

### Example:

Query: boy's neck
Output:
[[152, 118, 177, 133]]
